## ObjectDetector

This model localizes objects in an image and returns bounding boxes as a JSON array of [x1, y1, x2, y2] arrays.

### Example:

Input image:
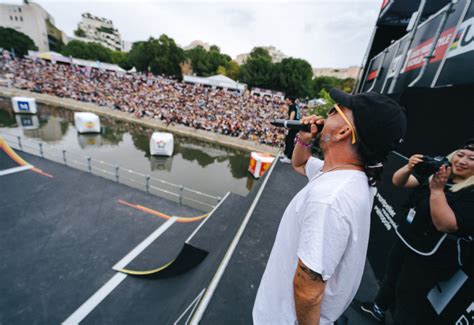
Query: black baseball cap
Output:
[[329, 88, 407, 160], [461, 138, 474, 151]]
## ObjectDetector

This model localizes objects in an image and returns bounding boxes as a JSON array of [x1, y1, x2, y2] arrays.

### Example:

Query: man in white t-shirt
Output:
[[253, 89, 407, 324]]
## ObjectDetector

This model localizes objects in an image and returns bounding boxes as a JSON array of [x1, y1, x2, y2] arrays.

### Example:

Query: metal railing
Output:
[[1, 131, 221, 212]]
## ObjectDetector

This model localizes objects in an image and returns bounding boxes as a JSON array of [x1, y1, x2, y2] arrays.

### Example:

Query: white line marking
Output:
[[0, 165, 32, 176], [62, 272, 127, 324], [185, 192, 231, 243], [173, 288, 206, 325], [63, 217, 178, 323], [189, 158, 278, 324], [113, 216, 178, 271]]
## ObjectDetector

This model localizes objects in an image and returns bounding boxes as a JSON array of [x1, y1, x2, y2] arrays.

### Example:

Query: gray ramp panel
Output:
[[82, 192, 250, 324]]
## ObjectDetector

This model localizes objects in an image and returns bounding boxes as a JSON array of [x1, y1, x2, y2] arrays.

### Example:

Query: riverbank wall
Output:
[[0, 86, 279, 155]]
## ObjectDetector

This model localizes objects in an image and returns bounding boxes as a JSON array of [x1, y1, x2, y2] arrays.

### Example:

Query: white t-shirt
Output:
[[253, 157, 376, 324]]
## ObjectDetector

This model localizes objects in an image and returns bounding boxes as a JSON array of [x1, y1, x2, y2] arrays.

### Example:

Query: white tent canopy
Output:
[[183, 74, 246, 92], [27, 51, 126, 73]]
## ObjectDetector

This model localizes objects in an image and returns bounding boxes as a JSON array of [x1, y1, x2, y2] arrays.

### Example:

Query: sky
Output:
[[4, 0, 383, 68]]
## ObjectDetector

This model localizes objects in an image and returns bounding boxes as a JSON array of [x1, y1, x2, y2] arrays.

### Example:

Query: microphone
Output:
[[270, 119, 323, 132]]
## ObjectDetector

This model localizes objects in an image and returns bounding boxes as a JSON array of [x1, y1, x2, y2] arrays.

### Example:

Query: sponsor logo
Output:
[[373, 193, 398, 231], [18, 101, 30, 111], [402, 26, 455, 73], [367, 70, 378, 81], [85, 122, 95, 129], [447, 17, 474, 58], [21, 117, 33, 126], [156, 140, 166, 148]]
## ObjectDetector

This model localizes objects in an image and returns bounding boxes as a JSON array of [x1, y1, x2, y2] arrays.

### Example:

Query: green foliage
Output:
[[308, 88, 335, 117], [310, 76, 356, 98], [61, 40, 113, 62], [225, 60, 240, 80], [111, 50, 132, 70], [184, 45, 231, 77], [49, 38, 64, 53], [272, 58, 313, 99], [74, 28, 86, 37], [97, 26, 115, 34], [216, 65, 226, 75], [238, 47, 274, 88], [128, 35, 185, 78], [0, 27, 37, 57]]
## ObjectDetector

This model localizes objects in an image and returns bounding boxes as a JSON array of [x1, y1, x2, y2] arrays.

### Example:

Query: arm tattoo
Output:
[[298, 261, 325, 282]]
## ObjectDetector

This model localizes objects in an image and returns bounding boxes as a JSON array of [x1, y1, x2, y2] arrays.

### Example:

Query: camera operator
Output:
[[361, 139, 474, 324]]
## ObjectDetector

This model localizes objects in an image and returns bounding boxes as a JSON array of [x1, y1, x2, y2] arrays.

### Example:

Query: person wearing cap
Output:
[[361, 139, 474, 324], [253, 88, 407, 325]]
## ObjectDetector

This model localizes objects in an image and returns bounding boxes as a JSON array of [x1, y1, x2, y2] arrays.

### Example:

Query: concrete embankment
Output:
[[0, 86, 279, 155]]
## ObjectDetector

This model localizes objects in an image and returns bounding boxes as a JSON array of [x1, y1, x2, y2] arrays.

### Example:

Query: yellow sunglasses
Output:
[[328, 104, 357, 144]]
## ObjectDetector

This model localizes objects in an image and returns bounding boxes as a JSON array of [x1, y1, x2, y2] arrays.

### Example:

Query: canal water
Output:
[[0, 97, 259, 198]]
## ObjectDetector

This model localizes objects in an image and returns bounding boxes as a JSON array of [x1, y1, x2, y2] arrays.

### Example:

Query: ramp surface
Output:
[[80, 192, 253, 324], [0, 151, 201, 325]]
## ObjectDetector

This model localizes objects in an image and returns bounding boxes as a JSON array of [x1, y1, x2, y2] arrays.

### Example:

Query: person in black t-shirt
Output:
[[361, 139, 474, 324], [280, 98, 301, 163]]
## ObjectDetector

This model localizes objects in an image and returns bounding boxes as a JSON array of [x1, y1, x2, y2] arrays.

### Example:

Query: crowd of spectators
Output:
[[1, 55, 308, 147]]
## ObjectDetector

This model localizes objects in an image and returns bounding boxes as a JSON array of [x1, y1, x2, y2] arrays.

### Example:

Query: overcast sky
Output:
[[5, 0, 382, 68]]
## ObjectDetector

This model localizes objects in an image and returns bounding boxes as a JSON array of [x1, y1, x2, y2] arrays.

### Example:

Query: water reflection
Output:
[[0, 97, 258, 196], [15, 115, 39, 130], [150, 156, 173, 172], [78, 134, 102, 148]]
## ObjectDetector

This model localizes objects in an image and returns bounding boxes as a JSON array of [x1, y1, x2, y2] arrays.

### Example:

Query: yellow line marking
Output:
[[117, 199, 208, 223], [0, 136, 53, 178]]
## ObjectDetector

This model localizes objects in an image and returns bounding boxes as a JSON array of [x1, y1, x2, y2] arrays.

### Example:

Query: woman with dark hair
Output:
[[361, 139, 474, 324]]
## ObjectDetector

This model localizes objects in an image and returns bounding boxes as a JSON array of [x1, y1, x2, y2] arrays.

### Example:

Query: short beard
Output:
[[317, 133, 331, 149]]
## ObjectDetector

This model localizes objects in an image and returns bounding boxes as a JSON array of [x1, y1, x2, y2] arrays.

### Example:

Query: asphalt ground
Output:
[[0, 151, 211, 324], [0, 149, 17, 171]]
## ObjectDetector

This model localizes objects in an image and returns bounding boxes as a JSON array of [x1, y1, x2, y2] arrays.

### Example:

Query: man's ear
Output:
[[335, 126, 352, 142]]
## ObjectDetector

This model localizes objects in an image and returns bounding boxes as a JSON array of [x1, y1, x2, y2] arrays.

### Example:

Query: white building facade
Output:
[[235, 46, 288, 65], [77, 13, 122, 51], [313, 66, 361, 79], [0, 1, 65, 52]]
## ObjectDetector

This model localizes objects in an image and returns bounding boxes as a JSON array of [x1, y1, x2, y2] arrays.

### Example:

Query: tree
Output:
[[238, 47, 274, 89], [184, 45, 232, 77], [61, 40, 114, 62], [225, 60, 240, 80], [128, 35, 185, 78], [310, 76, 341, 98], [340, 78, 356, 93], [216, 65, 226, 75], [207, 45, 231, 75], [185, 45, 210, 76], [309, 88, 335, 117], [74, 27, 86, 37], [0, 27, 37, 57], [310, 76, 356, 98], [272, 58, 313, 99], [111, 50, 131, 70], [49, 38, 64, 53]]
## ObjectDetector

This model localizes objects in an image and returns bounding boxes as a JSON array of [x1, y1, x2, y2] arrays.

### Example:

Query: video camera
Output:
[[414, 155, 451, 177]]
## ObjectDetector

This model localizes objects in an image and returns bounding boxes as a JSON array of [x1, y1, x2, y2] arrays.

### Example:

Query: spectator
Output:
[[0, 56, 307, 148]]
